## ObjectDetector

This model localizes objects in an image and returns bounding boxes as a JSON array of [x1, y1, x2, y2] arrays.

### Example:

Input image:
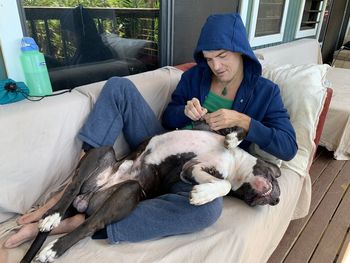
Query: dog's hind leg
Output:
[[20, 147, 117, 263], [19, 169, 91, 263], [35, 180, 142, 263], [38, 147, 116, 232]]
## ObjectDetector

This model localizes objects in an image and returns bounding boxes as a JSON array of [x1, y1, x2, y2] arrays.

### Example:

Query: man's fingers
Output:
[[192, 98, 202, 113], [201, 108, 208, 117], [189, 108, 200, 120], [185, 98, 208, 120], [185, 107, 200, 121], [191, 98, 204, 118], [186, 99, 202, 119], [204, 113, 223, 130]]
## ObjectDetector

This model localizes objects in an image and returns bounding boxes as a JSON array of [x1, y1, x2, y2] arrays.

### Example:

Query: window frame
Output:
[[295, 0, 327, 39], [0, 0, 25, 81], [239, 0, 249, 26], [248, 0, 290, 47]]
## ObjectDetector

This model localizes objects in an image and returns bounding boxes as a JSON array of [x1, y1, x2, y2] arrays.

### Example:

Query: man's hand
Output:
[[184, 98, 208, 121], [203, 109, 251, 132]]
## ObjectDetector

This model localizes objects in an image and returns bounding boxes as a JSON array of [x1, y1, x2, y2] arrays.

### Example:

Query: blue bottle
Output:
[[20, 37, 52, 96]]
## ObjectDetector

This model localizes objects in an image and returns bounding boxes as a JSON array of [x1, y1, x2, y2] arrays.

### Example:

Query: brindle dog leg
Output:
[[20, 147, 117, 263], [35, 180, 142, 263]]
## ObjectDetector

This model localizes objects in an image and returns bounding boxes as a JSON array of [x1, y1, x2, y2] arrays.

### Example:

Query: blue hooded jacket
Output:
[[162, 13, 297, 161]]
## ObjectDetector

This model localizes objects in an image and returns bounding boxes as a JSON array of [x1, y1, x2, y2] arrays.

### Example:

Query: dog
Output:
[[20, 124, 281, 263]]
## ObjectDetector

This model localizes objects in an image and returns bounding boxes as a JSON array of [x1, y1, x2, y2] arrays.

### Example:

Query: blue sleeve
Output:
[[162, 72, 193, 129], [245, 86, 298, 161]]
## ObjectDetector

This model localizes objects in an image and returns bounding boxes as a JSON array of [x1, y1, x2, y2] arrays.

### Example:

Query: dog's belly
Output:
[[77, 130, 229, 206], [143, 130, 225, 166], [98, 131, 226, 196], [98, 160, 136, 190]]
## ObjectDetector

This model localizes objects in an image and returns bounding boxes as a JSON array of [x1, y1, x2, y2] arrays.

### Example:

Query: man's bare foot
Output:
[[16, 191, 64, 225], [3, 223, 38, 248], [4, 214, 85, 249]]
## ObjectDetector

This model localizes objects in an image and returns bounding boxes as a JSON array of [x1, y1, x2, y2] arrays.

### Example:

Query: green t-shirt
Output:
[[184, 91, 233, 129]]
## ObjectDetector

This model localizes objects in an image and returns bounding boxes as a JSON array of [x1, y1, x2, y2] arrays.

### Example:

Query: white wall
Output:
[[0, 0, 24, 81]]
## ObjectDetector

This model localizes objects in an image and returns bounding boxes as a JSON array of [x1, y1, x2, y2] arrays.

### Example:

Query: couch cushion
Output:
[[1, 167, 304, 263], [262, 63, 329, 177], [0, 91, 91, 223], [254, 39, 323, 65]]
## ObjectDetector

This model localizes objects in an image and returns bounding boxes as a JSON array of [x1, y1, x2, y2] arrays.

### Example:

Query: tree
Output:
[[22, 0, 159, 8]]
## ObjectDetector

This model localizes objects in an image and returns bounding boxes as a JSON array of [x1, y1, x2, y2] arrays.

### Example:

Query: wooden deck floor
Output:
[[268, 147, 350, 263]]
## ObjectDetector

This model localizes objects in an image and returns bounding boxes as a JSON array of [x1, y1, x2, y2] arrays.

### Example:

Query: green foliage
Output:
[[22, 0, 159, 8], [22, 0, 159, 64]]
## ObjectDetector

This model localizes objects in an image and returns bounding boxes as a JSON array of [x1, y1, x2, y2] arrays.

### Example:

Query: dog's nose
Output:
[[270, 197, 280, 206]]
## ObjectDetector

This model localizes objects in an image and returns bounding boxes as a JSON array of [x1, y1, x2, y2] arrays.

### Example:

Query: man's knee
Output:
[[195, 197, 223, 229], [103, 77, 138, 97]]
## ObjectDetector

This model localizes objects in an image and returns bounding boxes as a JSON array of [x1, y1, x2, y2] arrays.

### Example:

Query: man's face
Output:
[[203, 50, 243, 84]]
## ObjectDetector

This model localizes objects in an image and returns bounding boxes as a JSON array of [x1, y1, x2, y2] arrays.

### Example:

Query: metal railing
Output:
[[23, 6, 159, 65]]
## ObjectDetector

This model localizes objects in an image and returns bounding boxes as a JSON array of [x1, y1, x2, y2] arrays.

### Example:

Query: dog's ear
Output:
[[266, 161, 281, 178], [254, 159, 281, 179]]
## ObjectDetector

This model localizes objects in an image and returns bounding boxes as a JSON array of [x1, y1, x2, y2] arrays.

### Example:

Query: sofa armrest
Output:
[[174, 62, 196, 71], [314, 87, 333, 147]]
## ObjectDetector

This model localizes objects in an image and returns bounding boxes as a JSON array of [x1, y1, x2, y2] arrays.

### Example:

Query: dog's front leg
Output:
[[181, 161, 231, 205], [35, 180, 142, 263], [217, 126, 246, 149]]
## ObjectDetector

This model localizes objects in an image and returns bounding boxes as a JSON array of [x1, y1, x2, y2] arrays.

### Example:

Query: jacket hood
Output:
[[194, 13, 261, 77]]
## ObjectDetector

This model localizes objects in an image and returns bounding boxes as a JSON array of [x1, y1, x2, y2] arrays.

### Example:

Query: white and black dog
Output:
[[20, 123, 281, 263]]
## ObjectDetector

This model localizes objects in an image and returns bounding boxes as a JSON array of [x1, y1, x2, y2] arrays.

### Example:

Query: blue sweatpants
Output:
[[78, 77, 223, 243]]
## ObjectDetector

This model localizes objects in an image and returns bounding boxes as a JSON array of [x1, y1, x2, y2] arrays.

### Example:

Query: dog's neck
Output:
[[227, 148, 258, 190]]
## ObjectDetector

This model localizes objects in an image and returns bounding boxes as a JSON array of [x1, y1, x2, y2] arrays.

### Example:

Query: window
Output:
[[295, 0, 326, 38], [0, 46, 6, 79], [248, 0, 290, 47], [20, 0, 160, 91]]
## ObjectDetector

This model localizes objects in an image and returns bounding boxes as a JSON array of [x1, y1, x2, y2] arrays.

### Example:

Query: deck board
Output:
[[337, 230, 350, 262], [310, 177, 350, 263], [309, 148, 334, 184], [268, 147, 350, 263], [284, 161, 350, 262]]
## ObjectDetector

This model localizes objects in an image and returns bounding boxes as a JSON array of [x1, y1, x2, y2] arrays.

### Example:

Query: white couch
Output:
[[255, 38, 350, 160], [0, 57, 329, 262]]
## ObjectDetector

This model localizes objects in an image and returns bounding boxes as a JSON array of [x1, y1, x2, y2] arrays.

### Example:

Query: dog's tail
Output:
[[20, 231, 50, 263]]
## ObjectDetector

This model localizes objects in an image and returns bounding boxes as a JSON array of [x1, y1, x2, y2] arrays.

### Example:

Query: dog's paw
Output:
[[190, 184, 217, 205], [224, 132, 240, 150], [35, 240, 57, 263], [39, 213, 61, 232]]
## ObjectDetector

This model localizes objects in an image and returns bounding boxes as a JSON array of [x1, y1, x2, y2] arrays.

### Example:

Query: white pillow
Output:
[[262, 63, 329, 177]]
